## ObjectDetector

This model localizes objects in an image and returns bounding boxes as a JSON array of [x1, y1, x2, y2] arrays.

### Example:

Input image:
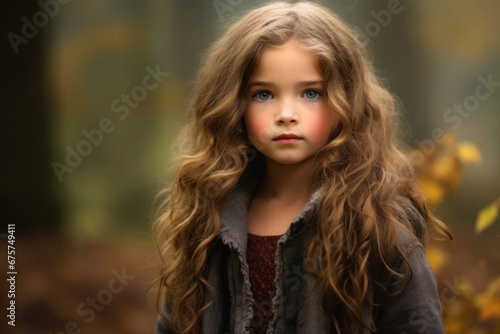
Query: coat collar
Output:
[[218, 166, 324, 254]]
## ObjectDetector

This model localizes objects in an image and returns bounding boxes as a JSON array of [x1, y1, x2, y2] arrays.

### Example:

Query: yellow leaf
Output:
[[456, 142, 482, 165], [474, 277, 500, 321], [420, 180, 445, 205], [425, 246, 447, 273], [480, 300, 500, 321], [431, 155, 457, 181], [475, 200, 500, 234]]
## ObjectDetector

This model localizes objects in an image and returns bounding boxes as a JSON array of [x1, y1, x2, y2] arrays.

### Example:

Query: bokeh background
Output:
[[1, 0, 499, 333]]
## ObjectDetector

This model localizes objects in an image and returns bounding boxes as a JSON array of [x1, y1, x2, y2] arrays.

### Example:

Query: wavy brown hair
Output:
[[153, 1, 451, 333]]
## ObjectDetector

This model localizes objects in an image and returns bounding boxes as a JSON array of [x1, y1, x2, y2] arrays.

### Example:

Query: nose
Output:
[[275, 103, 299, 125]]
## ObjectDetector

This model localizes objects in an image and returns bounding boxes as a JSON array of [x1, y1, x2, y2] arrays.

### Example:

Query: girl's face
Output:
[[244, 40, 336, 166]]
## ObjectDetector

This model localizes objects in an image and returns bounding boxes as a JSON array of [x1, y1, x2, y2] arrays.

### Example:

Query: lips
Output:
[[273, 133, 302, 140], [272, 133, 302, 144]]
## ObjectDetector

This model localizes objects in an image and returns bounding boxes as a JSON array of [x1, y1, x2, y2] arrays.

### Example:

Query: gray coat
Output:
[[156, 168, 445, 333]]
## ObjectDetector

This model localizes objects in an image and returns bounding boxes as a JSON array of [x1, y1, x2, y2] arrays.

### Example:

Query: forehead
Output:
[[250, 40, 323, 82]]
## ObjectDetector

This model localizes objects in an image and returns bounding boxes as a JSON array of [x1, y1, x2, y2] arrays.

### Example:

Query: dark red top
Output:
[[246, 233, 283, 334]]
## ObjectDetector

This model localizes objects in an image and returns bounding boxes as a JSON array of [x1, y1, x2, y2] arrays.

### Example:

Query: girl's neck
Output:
[[258, 158, 315, 202]]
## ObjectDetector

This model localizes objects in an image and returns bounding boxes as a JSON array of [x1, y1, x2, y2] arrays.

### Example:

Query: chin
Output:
[[268, 155, 308, 165]]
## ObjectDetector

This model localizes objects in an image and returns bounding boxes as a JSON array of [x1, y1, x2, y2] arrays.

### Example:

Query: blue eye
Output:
[[251, 90, 321, 101], [253, 91, 272, 101], [303, 90, 321, 99]]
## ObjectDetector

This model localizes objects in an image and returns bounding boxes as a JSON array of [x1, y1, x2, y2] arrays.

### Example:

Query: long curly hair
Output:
[[153, 1, 451, 333]]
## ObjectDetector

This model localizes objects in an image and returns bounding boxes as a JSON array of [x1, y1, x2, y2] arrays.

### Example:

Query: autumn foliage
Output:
[[409, 132, 500, 333]]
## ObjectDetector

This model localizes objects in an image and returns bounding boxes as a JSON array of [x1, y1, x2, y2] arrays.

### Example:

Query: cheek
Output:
[[310, 110, 336, 143], [244, 112, 272, 146]]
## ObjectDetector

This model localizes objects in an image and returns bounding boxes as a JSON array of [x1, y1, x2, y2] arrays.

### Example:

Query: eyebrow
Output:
[[248, 80, 324, 87]]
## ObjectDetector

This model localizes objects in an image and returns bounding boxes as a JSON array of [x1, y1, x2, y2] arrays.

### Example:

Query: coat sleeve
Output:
[[375, 242, 445, 333]]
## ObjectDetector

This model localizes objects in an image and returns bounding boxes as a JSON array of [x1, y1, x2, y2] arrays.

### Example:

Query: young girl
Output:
[[153, 1, 451, 333]]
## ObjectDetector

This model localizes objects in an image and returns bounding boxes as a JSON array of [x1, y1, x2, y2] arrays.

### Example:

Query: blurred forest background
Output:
[[1, 0, 499, 333]]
